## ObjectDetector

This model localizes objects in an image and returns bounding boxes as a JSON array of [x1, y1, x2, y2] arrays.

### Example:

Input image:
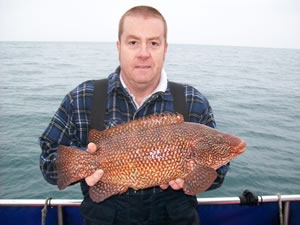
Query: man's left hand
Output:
[[160, 178, 184, 190]]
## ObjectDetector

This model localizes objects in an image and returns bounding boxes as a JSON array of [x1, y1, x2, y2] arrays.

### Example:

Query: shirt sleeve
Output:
[[185, 86, 216, 128], [207, 163, 230, 191], [39, 93, 74, 185], [39, 81, 93, 185]]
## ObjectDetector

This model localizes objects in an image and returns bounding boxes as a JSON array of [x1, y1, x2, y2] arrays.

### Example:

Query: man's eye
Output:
[[151, 42, 159, 46], [129, 41, 137, 46]]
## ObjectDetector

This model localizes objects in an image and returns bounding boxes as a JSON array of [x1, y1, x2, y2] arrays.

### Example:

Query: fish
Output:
[[56, 113, 246, 203]]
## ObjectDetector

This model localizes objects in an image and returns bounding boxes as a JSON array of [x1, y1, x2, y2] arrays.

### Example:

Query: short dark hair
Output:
[[118, 5, 168, 41]]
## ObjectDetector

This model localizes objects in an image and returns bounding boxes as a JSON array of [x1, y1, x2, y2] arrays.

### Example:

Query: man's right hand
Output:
[[85, 143, 104, 186]]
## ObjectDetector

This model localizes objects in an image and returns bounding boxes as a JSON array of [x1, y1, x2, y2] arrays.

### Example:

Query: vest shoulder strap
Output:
[[168, 81, 189, 121], [90, 79, 108, 131], [90, 79, 188, 131]]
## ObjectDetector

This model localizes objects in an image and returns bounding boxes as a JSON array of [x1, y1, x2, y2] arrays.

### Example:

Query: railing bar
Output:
[[0, 195, 300, 206], [284, 201, 290, 225]]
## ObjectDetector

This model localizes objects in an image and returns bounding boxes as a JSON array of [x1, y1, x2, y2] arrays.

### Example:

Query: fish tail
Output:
[[56, 145, 100, 190]]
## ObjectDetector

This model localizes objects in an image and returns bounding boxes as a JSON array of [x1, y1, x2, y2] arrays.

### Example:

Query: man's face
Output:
[[117, 15, 168, 90]]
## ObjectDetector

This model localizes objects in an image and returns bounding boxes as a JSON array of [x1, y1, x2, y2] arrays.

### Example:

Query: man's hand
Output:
[[160, 178, 185, 190], [85, 143, 104, 186]]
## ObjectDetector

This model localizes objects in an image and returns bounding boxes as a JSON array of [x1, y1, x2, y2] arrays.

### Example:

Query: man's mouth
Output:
[[136, 65, 151, 69]]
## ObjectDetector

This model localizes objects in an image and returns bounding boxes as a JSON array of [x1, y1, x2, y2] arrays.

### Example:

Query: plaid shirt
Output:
[[39, 67, 228, 190]]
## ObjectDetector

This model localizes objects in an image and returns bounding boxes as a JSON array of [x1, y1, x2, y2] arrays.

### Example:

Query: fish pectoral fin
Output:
[[89, 182, 128, 203], [183, 165, 217, 195]]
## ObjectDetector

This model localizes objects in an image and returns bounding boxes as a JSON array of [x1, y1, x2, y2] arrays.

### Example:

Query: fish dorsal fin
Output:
[[89, 113, 184, 144]]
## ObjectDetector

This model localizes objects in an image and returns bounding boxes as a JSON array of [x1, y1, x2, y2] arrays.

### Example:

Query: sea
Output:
[[0, 41, 299, 200]]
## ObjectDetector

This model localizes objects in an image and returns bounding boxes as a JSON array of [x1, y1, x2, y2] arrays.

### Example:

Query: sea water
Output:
[[0, 42, 299, 199]]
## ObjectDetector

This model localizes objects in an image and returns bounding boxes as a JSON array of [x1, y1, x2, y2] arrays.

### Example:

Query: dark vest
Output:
[[90, 78, 188, 131]]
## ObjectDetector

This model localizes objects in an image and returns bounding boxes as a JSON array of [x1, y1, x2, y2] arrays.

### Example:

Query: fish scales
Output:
[[91, 124, 190, 187], [56, 113, 246, 203]]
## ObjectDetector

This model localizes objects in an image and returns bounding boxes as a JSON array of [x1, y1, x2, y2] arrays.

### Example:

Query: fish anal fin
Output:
[[183, 165, 217, 195], [89, 113, 184, 143], [89, 182, 128, 203], [56, 145, 99, 190]]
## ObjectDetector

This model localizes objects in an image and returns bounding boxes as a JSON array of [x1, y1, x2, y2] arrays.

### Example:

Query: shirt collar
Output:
[[152, 68, 168, 93]]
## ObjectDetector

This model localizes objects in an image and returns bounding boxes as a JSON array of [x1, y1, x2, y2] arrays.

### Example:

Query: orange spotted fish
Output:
[[56, 113, 246, 203]]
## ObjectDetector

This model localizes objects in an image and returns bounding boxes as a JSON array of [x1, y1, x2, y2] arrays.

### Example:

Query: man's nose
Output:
[[137, 43, 151, 57]]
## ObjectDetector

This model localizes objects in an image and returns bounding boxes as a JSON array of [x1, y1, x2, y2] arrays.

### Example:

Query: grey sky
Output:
[[1, 0, 300, 49]]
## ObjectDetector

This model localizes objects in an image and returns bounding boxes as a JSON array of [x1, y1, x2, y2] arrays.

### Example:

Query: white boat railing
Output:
[[0, 199, 82, 207], [0, 194, 299, 206], [197, 194, 300, 205]]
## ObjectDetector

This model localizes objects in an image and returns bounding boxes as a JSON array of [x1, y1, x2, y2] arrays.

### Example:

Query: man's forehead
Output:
[[122, 16, 165, 38]]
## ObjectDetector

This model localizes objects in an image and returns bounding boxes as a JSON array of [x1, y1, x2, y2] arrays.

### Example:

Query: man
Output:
[[40, 5, 229, 225]]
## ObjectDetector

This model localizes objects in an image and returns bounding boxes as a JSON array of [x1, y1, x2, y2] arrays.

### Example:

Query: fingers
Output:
[[85, 143, 102, 186], [159, 184, 169, 190], [87, 142, 97, 154], [160, 178, 185, 191], [85, 169, 104, 186], [169, 178, 184, 190]]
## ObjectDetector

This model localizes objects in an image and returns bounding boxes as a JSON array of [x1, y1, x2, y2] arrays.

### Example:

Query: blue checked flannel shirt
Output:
[[39, 67, 229, 191]]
